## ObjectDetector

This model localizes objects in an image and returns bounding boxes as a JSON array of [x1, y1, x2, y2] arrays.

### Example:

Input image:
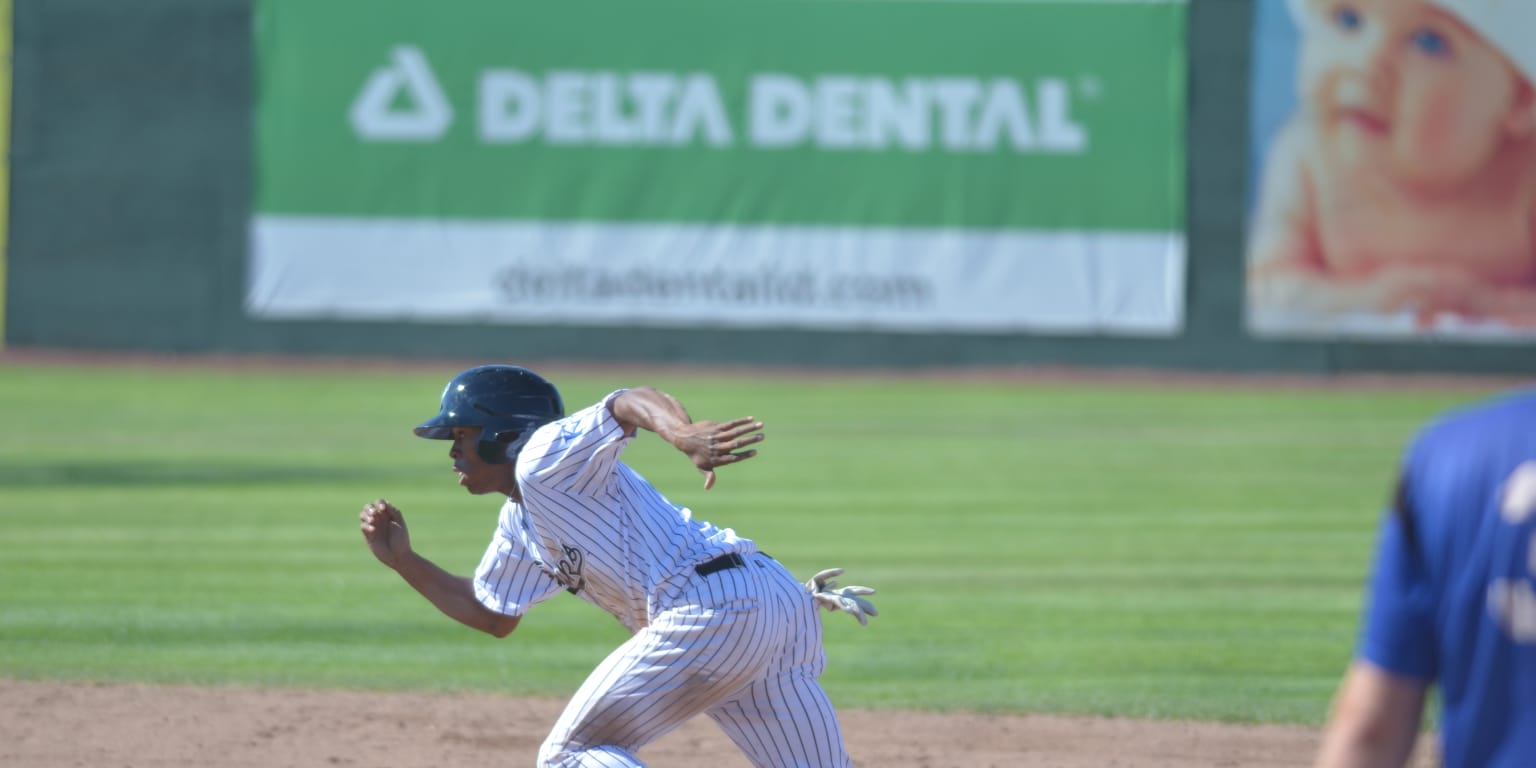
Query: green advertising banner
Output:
[[251, 0, 1187, 334]]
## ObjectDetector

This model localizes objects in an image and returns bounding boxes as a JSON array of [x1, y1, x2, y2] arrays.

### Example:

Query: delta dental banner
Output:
[[250, 0, 1187, 335]]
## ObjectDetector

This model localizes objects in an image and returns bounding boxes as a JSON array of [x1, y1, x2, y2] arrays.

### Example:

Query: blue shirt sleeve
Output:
[[1356, 474, 1437, 681]]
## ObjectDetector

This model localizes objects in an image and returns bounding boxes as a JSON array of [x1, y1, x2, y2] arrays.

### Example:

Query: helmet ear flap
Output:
[[476, 429, 525, 465], [476, 438, 514, 465]]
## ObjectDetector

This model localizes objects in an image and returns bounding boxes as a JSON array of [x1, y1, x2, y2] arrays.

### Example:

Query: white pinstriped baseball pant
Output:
[[538, 554, 852, 768]]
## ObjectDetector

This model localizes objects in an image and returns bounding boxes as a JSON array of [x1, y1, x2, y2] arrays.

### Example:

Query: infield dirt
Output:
[[0, 679, 1441, 768]]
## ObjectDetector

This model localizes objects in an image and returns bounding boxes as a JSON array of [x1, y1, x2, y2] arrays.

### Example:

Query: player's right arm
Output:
[[359, 499, 521, 638]]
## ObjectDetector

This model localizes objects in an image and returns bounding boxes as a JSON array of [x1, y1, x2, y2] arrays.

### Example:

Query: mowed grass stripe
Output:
[[0, 362, 1502, 723]]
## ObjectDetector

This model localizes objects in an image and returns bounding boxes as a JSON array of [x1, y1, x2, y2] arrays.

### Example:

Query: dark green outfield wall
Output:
[[6, 0, 1534, 374]]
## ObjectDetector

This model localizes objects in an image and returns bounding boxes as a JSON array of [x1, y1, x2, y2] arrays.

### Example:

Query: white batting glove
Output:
[[804, 568, 879, 626]]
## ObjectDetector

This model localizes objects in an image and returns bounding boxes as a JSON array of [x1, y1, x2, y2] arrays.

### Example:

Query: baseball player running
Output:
[[359, 364, 876, 768]]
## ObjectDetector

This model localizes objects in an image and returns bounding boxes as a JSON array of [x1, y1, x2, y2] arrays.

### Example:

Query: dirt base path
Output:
[[0, 679, 1442, 768]]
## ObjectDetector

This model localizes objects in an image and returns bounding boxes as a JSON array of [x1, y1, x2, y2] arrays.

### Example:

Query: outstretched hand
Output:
[[805, 567, 879, 626], [359, 498, 412, 569], [669, 416, 765, 489]]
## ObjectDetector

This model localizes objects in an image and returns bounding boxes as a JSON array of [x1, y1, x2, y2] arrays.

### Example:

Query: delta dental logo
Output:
[[350, 46, 1094, 154], [349, 47, 454, 140]]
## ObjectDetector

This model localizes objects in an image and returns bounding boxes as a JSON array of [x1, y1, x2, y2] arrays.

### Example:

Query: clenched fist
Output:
[[359, 498, 412, 569]]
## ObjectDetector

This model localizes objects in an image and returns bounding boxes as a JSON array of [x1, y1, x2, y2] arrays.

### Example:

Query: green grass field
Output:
[[0, 359, 1509, 725]]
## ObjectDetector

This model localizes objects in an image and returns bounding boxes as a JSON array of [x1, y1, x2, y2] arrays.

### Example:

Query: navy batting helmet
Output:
[[414, 365, 565, 464]]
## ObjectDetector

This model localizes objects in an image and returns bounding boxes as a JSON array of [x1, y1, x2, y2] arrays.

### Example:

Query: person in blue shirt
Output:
[[1315, 389, 1536, 768]]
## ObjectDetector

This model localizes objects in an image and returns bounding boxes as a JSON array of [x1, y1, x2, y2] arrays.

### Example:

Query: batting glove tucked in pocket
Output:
[[805, 568, 879, 626]]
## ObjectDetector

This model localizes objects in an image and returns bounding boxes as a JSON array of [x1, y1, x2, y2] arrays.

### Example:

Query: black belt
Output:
[[695, 553, 746, 576]]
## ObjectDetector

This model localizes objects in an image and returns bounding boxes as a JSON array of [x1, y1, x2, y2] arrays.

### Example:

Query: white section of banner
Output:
[[248, 216, 1184, 335]]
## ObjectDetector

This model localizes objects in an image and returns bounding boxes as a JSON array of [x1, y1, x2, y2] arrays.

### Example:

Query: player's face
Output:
[[448, 426, 516, 496], [1296, 0, 1529, 185]]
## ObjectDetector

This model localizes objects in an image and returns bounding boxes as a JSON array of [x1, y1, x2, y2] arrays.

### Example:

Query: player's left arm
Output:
[[608, 386, 764, 489], [360, 500, 522, 638], [1313, 660, 1428, 768]]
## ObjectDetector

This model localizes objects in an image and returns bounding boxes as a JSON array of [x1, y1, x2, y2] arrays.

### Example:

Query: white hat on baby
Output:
[[1429, 0, 1536, 87], [1288, 0, 1536, 87]]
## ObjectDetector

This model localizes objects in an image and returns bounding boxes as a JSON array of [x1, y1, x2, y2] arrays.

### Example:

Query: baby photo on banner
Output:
[[1245, 0, 1536, 340]]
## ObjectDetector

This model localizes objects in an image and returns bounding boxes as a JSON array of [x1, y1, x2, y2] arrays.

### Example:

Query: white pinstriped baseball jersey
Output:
[[472, 390, 852, 768], [474, 390, 755, 631]]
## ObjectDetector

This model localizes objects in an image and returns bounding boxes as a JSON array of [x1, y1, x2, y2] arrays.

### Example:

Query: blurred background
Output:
[[3, 0, 1531, 375], [0, 3, 1531, 760]]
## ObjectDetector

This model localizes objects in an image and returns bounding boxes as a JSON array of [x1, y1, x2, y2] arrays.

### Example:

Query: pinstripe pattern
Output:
[[472, 391, 851, 767]]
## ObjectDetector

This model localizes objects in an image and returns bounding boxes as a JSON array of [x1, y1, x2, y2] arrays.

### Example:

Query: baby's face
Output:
[[1295, 0, 1530, 184]]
